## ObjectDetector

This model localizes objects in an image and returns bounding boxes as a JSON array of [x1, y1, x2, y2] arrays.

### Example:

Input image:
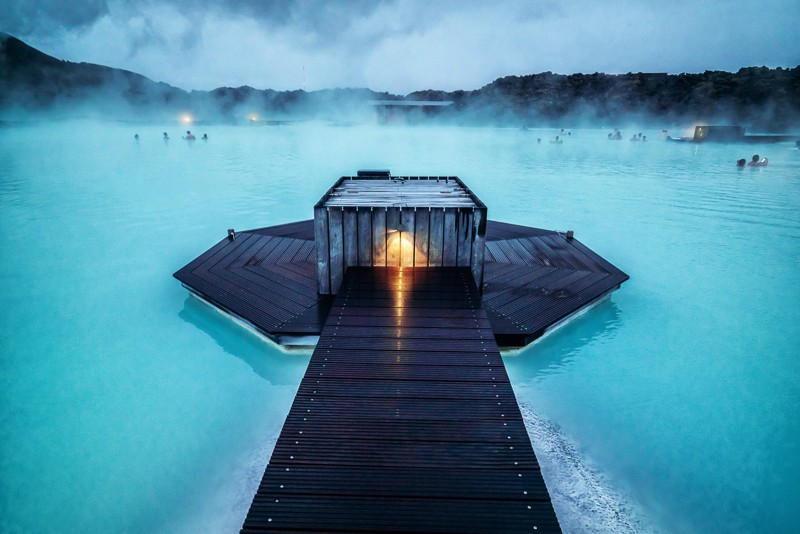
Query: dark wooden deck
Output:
[[482, 221, 628, 345], [174, 219, 627, 346], [174, 221, 331, 340], [241, 267, 561, 533]]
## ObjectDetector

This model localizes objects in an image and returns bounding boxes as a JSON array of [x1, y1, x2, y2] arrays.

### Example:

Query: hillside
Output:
[[2, 33, 798, 129], [0, 33, 191, 118], [0, 33, 394, 122], [409, 68, 800, 129]]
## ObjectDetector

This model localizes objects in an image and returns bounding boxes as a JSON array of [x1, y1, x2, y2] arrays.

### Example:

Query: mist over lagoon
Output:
[[2, 32, 800, 133]]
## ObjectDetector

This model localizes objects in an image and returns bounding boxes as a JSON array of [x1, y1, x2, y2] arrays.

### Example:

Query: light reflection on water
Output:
[[1, 120, 799, 533]]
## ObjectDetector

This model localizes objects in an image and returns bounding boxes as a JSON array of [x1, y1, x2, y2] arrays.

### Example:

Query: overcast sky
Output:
[[3, 0, 799, 94]]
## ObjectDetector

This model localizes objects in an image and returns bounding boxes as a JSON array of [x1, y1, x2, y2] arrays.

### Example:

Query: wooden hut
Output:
[[314, 171, 487, 295]]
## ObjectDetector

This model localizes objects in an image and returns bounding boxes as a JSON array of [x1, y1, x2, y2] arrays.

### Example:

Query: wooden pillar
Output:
[[314, 206, 330, 294]]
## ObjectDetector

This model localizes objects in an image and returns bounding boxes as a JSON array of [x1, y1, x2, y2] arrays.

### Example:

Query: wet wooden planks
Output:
[[173, 227, 329, 337], [482, 222, 629, 345], [175, 219, 627, 346], [241, 267, 561, 533]]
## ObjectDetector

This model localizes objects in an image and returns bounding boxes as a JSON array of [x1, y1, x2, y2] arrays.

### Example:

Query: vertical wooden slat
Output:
[[442, 208, 457, 267], [400, 209, 416, 267], [313, 206, 330, 294], [357, 208, 372, 266], [456, 208, 472, 266], [414, 208, 430, 267], [372, 208, 387, 267], [343, 207, 358, 270], [428, 208, 444, 267], [328, 207, 345, 294], [386, 207, 401, 267], [471, 207, 487, 292]]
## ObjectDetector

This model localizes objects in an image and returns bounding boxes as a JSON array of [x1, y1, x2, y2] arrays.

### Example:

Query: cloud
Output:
[[2, 0, 109, 35], [2, 0, 798, 94]]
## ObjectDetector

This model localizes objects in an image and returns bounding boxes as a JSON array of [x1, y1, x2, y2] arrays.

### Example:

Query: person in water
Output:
[[747, 154, 768, 167], [736, 159, 747, 167], [202, 133, 208, 140], [163, 132, 169, 140], [184, 130, 196, 140]]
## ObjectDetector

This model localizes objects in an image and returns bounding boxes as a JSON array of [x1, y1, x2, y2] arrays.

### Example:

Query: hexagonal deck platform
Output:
[[174, 219, 627, 347]]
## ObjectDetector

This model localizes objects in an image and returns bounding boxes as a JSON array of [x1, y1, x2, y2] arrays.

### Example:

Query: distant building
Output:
[[368, 100, 453, 124]]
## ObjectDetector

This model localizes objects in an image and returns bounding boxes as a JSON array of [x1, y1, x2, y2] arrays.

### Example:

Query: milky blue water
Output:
[[1, 121, 798, 533]]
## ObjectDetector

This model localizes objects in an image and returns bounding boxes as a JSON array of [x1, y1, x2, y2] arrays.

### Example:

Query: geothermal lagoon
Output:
[[1, 121, 799, 533]]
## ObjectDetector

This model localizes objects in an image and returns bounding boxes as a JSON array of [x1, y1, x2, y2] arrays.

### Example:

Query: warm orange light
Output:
[[180, 113, 194, 124], [248, 113, 259, 122], [387, 232, 426, 267]]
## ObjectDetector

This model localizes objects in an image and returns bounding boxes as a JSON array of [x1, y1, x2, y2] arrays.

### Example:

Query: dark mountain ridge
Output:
[[410, 68, 800, 129], [2, 33, 798, 129]]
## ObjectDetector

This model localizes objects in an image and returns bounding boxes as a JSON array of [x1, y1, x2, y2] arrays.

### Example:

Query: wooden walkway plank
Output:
[[252, 465, 549, 498], [483, 267, 577, 310], [175, 271, 283, 330], [241, 266, 560, 533], [230, 234, 276, 266], [211, 259, 319, 308]]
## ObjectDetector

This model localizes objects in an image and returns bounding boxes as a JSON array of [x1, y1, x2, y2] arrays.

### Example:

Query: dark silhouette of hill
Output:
[[0, 33, 395, 122], [2, 32, 798, 129], [0, 32, 191, 117], [408, 69, 800, 129]]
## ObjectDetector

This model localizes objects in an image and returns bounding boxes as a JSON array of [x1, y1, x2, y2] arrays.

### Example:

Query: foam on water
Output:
[[169, 436, 278, 534], [519, 405, 654, 534]]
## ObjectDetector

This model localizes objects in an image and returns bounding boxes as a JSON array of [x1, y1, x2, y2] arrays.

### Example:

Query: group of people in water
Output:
[[534, 129, 572, 144], [170, 131, 207, 141], [542, 128, 649, 142], [538, 129, 776, 169], [737, 155, 768, 167], [606, 129, 647, 141], [134, 131, 208, 141]]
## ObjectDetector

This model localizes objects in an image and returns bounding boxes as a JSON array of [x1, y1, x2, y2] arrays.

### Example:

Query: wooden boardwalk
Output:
[[241, 267, 561, 533], [174, 219, 627, 347]]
